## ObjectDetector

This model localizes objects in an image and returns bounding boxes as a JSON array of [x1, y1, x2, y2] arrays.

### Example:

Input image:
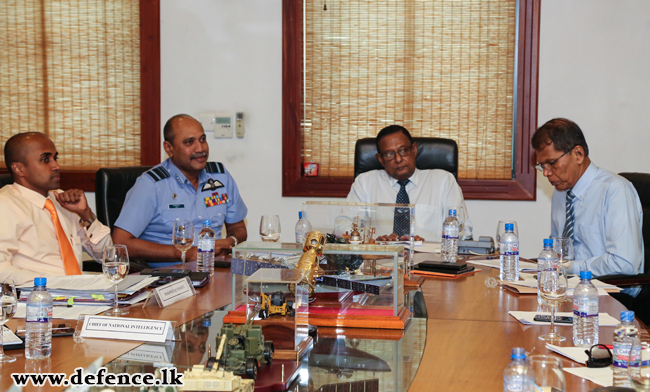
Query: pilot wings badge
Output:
[[201, 179, 224, 192]]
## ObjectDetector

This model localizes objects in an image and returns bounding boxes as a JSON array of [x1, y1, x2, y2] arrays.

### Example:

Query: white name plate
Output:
[[80, 315, 173, 343], [147, 276, 196, 308]]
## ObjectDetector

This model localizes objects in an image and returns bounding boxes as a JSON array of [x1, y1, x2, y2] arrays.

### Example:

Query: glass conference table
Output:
[[2, 256, 646, 392]]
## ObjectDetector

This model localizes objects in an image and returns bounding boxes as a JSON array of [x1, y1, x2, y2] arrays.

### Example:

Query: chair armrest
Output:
[[597, 273, 650, 286]]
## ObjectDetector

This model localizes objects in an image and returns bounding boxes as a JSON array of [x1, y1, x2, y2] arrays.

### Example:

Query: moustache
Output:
[[190, 151, 207, 160]]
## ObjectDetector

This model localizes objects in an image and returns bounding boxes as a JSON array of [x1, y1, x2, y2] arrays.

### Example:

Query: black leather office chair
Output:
[[95, 166, 152, 273], [600, 172, 650, 325], [0, 173, 13, 188], [95, 166, 152, 230], [353, 137, 458, 179]]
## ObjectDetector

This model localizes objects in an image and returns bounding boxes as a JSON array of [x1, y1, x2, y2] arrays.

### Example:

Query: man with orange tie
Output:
[[0, 132, 112, 285]]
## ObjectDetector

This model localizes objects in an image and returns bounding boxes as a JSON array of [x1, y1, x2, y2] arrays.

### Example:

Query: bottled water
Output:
[[503, 347, 533, 392], [613, 310, 641, 387], [499, 223, 519, 281], [197, 220, 215, 274], [441, 209, 460, 262], [295, 211, 312, 244], [25, 277, 52, 359], [573, 270, 599, 348], [537, 238, 559, 304]]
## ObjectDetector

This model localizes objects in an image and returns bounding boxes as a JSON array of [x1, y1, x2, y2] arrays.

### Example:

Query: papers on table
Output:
[[1, 326, 22, 347], [508, 311, 620, 326], [14, 303, 111, 319], [17, 275, 159, 305], [564, 366, 613, 387], [546, 343, 589, 364], [468, 258, 538, 271], [405, 241, 437, 253]]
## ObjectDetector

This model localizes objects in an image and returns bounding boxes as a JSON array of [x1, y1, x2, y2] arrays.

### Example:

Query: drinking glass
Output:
[[0, 280, 17, 363], [496, 220, 518, 251], [529, 355, 566, 392], [73, 314, 89, 344], [103, 245, 130, 316], [629, 341, 650, 390], [538, 265, 568, 342], [260, 215, 281, 242], [553, 237, 574, 270], [173, 219, 195, 268]]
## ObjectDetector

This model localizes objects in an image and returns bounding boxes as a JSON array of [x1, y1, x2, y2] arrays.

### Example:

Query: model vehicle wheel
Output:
[[245, 358, 259, 380], [264, 341, 274, 364]]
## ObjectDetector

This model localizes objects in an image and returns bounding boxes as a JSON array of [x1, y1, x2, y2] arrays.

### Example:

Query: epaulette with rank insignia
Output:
[[205, 162, 225, 174], [145, 166, 171, 182]]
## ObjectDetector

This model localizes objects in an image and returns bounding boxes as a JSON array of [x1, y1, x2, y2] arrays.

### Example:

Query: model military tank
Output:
[[218, 305, 274, 380]]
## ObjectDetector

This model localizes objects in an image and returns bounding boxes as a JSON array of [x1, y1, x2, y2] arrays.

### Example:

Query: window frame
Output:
[[282, 0, 540, 200], [0, 0, 161, 192]]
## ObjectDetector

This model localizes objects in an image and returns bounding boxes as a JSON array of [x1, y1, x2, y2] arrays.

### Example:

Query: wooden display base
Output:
[[224, 306, 411, 330], [273, 337, 312, 360], [307, 306, 411, 329], [254, 359, 300, 392], [405, 274, 425, 288]]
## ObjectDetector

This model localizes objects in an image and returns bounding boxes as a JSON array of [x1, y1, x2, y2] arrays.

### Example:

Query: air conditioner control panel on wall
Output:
[[196, 112, 245, 138]]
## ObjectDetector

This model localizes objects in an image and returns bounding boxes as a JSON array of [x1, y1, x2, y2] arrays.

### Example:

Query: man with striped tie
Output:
[[532, 118, 644, 281], [0, 132, 113, 285]]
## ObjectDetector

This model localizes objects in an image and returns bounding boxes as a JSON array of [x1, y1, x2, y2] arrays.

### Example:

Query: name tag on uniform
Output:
[[168, 204, 185, 209]]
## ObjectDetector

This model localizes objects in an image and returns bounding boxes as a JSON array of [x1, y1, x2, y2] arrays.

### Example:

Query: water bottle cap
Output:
[[505, 223, 514, 231], [34, 277, 47, 287], [510, 347, 526, 359], [621, 311, 635, 322], [543, 238, 553, 247], [299, 211, 303, 219], [579, 271, 592, 280], [203, 219, 212, 227], [449, 209, 457, 216]]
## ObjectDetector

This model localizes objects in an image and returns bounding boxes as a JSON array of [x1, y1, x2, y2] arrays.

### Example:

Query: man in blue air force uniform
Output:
[[113, 114, 247, 266]]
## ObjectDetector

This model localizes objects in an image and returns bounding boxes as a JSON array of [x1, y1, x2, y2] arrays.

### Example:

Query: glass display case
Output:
[[228, 240, 409, 330], [244, 268, 310, 358]]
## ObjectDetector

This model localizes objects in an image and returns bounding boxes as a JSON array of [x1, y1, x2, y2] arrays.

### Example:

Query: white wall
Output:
[[158, 0, 650, 258]]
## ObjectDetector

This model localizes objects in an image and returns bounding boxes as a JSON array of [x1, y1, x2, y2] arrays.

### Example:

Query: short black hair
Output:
[[4, 132, 48, 177], [531, 118, 589, 157], [376, 125, 414, 152], [163, 114, 193, 144]]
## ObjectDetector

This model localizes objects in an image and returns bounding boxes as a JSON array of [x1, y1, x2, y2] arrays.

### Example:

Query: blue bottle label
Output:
[[26, 304, 52, 323]]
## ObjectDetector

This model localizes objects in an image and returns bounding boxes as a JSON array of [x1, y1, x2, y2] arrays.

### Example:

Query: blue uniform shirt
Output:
[[115, 158, 248, 246]]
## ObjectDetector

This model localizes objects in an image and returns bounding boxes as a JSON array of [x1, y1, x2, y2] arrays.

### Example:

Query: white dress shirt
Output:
[[0, 183, 112, 285], [347, 169, 473, 240], [551, 162, 644, 277]]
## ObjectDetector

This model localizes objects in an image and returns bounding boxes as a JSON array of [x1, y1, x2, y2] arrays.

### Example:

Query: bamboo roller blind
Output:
[[0, 0, 141, 170], [303, 0, 517, 179]]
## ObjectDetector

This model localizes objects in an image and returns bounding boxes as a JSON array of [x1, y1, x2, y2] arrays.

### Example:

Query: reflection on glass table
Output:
[[107, 291, 427, 392]]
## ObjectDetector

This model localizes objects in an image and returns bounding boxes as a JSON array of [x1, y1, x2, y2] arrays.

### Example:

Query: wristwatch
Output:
[[79, 212, 97, 229], [228, 235, 238, 246]]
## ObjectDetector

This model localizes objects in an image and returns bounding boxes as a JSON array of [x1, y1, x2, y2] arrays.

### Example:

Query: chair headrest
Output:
[[354, 137, 458, 179]]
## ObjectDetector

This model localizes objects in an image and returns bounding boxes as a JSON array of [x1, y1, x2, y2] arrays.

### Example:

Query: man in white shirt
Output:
[[347, 125, 472, 241], [0, 132, 112, 285]]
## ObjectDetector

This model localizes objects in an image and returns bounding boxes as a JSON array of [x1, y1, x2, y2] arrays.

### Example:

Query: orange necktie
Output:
[[44, 199, 82, 275]]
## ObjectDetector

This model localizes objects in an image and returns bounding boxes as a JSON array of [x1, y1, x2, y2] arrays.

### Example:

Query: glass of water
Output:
[[103, 245, 130, 316], [260, 215, 281, 242], [552, 237, 574, 270], [173, 219, 195, 269], [496, 220, 518, 251]]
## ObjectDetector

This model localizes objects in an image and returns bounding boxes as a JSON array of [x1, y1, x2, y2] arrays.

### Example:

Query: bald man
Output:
[[0, 132, 112, 285], [113, 114, 247, 266]]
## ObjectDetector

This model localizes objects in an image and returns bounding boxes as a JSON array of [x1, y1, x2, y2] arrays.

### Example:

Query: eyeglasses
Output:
[[380, 146, 413, 161], [534, 149, 572, 172], [585, 344, 613, 368]]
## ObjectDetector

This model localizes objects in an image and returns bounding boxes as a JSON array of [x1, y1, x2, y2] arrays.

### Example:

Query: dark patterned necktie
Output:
[[562, 190, 575, 240], [393, 179, 410, 236]]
